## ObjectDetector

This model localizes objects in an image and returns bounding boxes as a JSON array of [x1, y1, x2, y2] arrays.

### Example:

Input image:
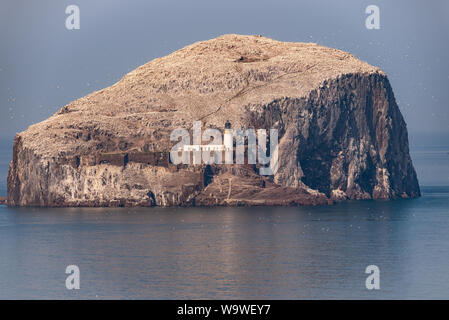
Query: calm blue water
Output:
[[0, 139, 449, 299]]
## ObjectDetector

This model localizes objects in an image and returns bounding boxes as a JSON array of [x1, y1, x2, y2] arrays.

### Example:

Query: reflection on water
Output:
[[1, 187, 449, 299]]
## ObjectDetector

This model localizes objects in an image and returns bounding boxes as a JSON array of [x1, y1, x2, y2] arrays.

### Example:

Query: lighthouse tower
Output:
[[224, 120, 233, 151], [224, 120, 233, 164]]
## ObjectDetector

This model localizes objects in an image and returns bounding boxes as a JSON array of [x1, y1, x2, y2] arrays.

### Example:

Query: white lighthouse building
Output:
[[176, 121, 234, 164]]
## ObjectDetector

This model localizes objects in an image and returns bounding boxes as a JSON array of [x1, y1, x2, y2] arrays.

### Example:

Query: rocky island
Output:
[[7, 35, 420, 207]]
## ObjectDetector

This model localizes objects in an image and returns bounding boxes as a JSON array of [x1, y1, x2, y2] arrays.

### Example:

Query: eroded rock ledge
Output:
[[7, 34, 420, 207]]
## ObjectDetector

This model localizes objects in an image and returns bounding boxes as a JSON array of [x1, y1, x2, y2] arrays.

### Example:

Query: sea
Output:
[[0, 137, 448, 299]]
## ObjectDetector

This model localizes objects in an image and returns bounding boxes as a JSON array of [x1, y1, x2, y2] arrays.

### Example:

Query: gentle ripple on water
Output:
[[0, 187, 448, 299]]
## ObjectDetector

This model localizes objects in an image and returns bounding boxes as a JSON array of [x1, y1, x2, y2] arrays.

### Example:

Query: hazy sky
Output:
[[1, 0, 448, 143]]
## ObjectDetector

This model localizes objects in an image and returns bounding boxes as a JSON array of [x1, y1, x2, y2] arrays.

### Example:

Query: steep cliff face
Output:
[[7, 34, 420, 207]]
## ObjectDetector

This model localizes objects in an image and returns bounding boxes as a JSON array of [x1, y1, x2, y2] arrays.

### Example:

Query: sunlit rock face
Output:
[[7, 34, 420, 207]]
